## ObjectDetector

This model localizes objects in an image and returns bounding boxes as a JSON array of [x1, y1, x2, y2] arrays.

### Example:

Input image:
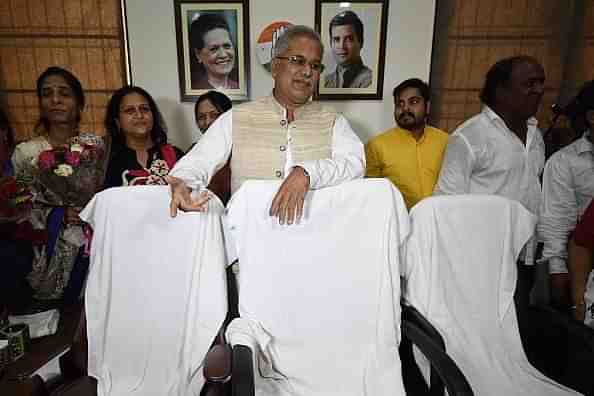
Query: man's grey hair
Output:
[[272, 25, 324, 59]]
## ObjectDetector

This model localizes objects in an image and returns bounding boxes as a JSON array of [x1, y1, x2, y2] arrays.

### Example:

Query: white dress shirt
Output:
[[170, 103, 365, 192], [538, 132, 594, 274], [434, 106, 545, 264]]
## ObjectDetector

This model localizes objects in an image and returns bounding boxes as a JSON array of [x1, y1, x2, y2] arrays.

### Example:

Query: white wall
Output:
[[125, 0, 436, 149]]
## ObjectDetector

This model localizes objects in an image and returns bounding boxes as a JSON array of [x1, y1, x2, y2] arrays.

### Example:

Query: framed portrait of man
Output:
[[173, 0, 250, 102], [315, 0, 389, 100]]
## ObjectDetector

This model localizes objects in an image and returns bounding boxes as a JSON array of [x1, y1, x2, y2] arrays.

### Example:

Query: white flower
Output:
[[150, 159, 170, 177], [54, 164, 74, 177], [70, 144, 84, 152]]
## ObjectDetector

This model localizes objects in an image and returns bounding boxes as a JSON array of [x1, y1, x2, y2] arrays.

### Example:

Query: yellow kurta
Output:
[[365, 126, 449, 209]]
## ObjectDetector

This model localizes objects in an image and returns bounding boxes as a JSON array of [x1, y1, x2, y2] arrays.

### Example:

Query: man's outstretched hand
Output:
[[269, 166, 310, 225], [166, 175, 211, 218]]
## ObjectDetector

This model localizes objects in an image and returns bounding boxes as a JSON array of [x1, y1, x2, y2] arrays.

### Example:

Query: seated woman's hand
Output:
[[166, 175, 211, 217]]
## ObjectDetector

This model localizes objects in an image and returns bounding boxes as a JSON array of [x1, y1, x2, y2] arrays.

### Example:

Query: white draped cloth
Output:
[[224, 179, 409, 396], [80, 186, 228, 396], [403, 195, 581, 396]]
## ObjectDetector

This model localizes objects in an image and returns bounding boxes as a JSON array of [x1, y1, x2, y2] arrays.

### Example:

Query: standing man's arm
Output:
[[568, 239, 592, 321], [433, 134, 475, 195], [568, 202, 594, 320], [365, 138, 383, 178], [538, 153, 578, 303], [168, 111, 232, 217]]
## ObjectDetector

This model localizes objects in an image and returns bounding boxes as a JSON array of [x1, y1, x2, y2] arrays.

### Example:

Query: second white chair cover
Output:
[[225, 179, 409, 396]]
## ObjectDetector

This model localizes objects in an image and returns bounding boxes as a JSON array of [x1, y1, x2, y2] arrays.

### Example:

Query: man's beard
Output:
[[397, 112, 424, 130]]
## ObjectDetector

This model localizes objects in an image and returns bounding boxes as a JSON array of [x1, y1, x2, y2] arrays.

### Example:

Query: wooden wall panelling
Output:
[[0, 0, 126, 142], [430, 0, 580, 133], [578, 1, 594, 82]]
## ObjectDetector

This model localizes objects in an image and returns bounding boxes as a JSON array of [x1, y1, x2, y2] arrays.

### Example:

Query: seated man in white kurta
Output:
[[167, 25, 365, 224]]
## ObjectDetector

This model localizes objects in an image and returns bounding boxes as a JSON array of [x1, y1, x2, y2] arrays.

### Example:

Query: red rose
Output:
[[65, 150, 81, 167], [38, 150, 56, 170]]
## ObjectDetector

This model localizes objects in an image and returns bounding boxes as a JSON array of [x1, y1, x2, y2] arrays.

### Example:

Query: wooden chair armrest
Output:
[[203, 343, 232, 383]]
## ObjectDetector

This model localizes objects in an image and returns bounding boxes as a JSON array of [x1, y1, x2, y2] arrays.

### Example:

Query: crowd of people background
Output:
[[1, 24, 593, 367]]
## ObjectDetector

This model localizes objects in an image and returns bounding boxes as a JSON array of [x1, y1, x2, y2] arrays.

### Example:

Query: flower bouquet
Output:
[[34, 133, 107, 208], [0, 176, 33, 223], [32, 133, 108, 247]]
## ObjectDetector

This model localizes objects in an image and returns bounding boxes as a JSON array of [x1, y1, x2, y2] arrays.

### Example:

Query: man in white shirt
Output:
[[167, 25, 365, 225], [434, 56, 546, 330], [539, 80, 594, 306]]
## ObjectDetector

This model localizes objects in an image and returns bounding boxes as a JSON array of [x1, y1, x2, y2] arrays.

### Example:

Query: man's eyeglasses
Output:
[[276, 55, 325, 73]]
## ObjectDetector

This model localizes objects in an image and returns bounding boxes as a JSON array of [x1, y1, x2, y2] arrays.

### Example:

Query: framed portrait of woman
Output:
[[174, 0, 250, 102]]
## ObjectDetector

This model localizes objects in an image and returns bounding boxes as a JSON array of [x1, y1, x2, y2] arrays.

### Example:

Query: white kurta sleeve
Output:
[[293, 114, 365, 189], [538, 152, 577, 274], [169, 110, 233, 190], [433, 134, 475, 195]]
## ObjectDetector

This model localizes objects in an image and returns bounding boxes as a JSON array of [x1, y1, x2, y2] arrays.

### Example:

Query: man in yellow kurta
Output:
[[366, 78, 448, 209]]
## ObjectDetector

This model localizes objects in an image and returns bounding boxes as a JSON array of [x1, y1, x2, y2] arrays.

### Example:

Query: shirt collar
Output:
[[268, 92, 314, 120], [482, 105, 539, 129], [399, 126, 428, 144], [268, 93, 286, 116], [577, 130, 593, 154]]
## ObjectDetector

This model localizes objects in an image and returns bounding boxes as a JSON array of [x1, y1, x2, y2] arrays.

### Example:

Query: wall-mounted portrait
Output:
[[315, 0, 389, 100], [174, 0, 250, 102]]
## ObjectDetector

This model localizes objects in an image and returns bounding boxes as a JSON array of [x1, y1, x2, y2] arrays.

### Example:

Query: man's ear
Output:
[[271, 58, 279, 78], [426, 100, 431, 116]]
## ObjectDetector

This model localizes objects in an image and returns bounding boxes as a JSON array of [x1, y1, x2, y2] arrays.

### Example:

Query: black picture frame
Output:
[[173, 0, 251, 102], [315, 0, 389, 100]]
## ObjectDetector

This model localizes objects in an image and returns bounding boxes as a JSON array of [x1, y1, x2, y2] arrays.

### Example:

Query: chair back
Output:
[[225, 179, 409, 396], [403, 195, 580, 395], [79, 186, 228, 395]]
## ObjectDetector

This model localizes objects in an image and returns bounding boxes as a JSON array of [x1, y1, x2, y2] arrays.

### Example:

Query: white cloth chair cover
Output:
[[224, 179, 409, 396], [403, 195, 581, 396], [80, 186, 228, 396]]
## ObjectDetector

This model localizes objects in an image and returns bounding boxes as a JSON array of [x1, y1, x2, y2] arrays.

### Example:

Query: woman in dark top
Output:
[[191, 91, 232, 204], [104, 86, 183, 188]]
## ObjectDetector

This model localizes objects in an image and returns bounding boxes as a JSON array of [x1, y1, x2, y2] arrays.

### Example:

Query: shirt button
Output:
[[280, 119, 287, 127], [275, 170, 282, 178], [279, 145, 286, 152]]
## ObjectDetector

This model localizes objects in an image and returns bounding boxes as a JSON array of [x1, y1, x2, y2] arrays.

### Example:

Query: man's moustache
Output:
[[399, 112, 414, 120]]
